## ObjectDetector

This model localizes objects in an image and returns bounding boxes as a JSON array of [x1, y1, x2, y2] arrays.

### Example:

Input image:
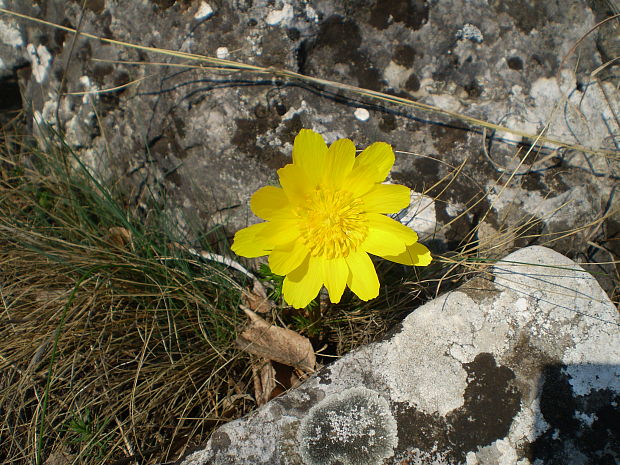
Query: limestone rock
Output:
[[179, 246, 620, 465]]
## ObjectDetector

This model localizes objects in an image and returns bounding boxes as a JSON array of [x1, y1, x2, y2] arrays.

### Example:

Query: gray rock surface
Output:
[[0, 0, 27, 78], [1, 1, 618, 281], [179, 246, 620, 465]]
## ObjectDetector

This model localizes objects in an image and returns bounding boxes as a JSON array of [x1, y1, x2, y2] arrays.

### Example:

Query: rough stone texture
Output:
[[1, 1, 618, 282], [179, 246, 620, 465], [0, 0, 27, 78]]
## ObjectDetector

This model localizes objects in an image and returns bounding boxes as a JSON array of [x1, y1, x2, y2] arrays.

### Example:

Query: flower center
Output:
[[298, 188, 367, 259]]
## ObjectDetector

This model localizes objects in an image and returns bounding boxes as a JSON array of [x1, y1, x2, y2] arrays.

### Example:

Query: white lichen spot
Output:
[[0, 11, 24, 47], [39, 96, 58, 126], [394, 446, 453, 464], [445, 202, 465, 218], [456, 23, 483, 43], [574, 410, 597, 427], [26, 43, 52, 83], [216, 47, 229, 59], [383, 61, 410, 88], [354, 108, 370, 121], [430, 94, 462, 113], [194, 1, 214, 20], [78, 75, 96, 104], [471, 439, 519, 465], [266, 3, 294, 26], [281, 99, 309, 121], [298, 387, 398, 465], [466, 451, 479, 465], [305, 4, 319, 22]]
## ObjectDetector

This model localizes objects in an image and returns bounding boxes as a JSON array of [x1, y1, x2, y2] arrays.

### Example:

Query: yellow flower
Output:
[[232, 129, 432, 308]]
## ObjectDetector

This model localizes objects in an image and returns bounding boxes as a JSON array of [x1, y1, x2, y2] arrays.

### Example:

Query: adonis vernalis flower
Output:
[[232, 129, 431, 308]]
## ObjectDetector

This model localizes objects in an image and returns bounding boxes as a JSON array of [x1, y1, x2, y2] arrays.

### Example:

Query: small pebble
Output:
[[216, 47, 229, 59], [194, 1, 214, 20], [354, 108, 370, 121]]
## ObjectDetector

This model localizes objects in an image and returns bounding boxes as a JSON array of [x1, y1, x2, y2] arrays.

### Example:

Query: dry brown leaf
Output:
[[108, 226, 133, 248], [236, 308, 315, 373], [252, 358, 277, 406], [242, 279, 274, 313]]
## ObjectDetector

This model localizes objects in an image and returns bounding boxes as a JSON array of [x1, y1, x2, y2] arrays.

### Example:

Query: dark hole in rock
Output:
[[296, 40, 309, 73], [235, 0, 253, 12], [393, 44, 416, 67], [490, 0, 546, 33], [303, 15, 383, 91], [369, 0, 429, 31], [530, 52, 559, 77], [521, 171, 546, 192], [273, 103, 286, 116], [54, 18, 75, 49], [286, 27, 300, 41], [82, 0, 105, 13], [315, 15, 362, 53], [405, 73, 421, 92], [152, 0, 175, 10], [93, 63, 114, 83], [0, 73, 22, 113], [464, 79, 483, 98], [379, 113, 397, 132], [283, 113, 303, 135], [507, 56, 524, 70]]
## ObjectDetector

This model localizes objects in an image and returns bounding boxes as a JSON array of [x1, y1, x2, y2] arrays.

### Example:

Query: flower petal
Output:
[[354, 142, 395, 183], [250, 186, 294, 220], [365, 213, 418, 246], [269, 241, 310, 276], [231, 222, 273, 258], [257, 219, 301, 246], [362, 225, 408, 257], [321, 256, 348, 304], [277, 164, 311, 205], [361, 183, 410, 213], [282, 255, 324, 308], [342, 167, 376, 198], [345, 251, 379, 301], [343, 142, 396, 197], [324, 138, 355, 188], [292, 129, 328, 186], [381, 242, 432, 266]]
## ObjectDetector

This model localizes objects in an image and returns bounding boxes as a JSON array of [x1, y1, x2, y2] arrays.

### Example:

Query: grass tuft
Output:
[[0, 117, 252, 464]]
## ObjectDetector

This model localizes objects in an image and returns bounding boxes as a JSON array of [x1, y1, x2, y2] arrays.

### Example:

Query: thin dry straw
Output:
[[1, 8, 617, 158]]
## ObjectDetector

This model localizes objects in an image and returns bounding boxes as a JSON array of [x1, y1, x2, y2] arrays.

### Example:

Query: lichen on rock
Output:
[[297, 386, 398, 465]]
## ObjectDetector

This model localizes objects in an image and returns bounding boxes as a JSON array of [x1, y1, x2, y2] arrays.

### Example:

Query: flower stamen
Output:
[[299, 188, 367, 259]]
